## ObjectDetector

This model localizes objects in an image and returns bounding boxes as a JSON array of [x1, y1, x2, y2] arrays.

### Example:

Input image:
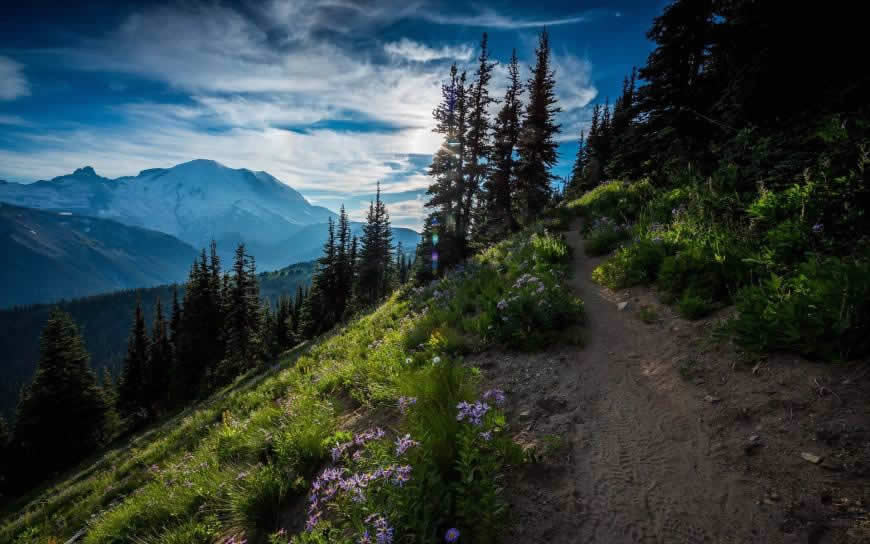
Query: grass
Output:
[[0, 225, 583, 544]]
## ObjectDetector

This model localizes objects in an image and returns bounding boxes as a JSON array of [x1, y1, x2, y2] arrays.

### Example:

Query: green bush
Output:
[[592, 239, 667, 289], [584, 219, 631, 256], [732, 257, 870, 359], [677, 289, 715, 319], [575, 180, 654, 223]]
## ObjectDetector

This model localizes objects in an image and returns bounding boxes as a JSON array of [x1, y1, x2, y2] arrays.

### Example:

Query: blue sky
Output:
[[0, 0, 661, 228]]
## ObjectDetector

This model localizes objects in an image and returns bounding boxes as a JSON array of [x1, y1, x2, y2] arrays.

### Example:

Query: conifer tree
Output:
[[461, 33, 498, 255], [356, 184, 394, 306], [12, 309, 109, 476], [336, 206, 353, 319], [148, 298, 172, 411], [516, 29, 561, 223], [567, 129, 588, 195], [119, 300, 150, 417], [223, 243, 262, 374], [477, 49, 523, 242], [292, 284, 304, 336]]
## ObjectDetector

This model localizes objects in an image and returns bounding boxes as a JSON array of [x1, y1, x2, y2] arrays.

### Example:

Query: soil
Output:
[[478, 221, 870, 543]]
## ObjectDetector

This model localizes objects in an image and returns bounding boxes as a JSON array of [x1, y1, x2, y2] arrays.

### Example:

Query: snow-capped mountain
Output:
[[0, 159, 336, 250]]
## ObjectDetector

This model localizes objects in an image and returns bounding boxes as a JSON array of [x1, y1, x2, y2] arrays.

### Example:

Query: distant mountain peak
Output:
[[73, 166, 98, 177]]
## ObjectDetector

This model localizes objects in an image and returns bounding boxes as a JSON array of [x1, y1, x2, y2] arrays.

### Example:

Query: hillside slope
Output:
[[0, 203, 197, 307]]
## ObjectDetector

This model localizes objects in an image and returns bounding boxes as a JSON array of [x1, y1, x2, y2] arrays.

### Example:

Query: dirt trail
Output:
[[479, 222, 789, 543]]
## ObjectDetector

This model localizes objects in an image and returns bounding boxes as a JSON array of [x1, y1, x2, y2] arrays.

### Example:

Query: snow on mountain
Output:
[[0, 159, 336, 250]]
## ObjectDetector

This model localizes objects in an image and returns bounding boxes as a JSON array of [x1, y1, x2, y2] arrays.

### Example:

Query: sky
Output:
[[0, 0, 662, 229]]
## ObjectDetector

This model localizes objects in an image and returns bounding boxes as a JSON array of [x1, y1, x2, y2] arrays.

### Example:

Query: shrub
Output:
[[530, 232, 571, 267], [732, 257, 870, 359], [592, 240, 667, 289], [677, 289, 715, 320], [584, 219, 631, 256], [575, 180, 653, 223]]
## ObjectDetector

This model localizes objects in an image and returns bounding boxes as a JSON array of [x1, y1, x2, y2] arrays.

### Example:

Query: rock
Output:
[[801, 452, 823, 464], [749, 434, 760, 443], [704, 394, 721, 403], [617, 301, 629, 311], [537, 395, 569, 414], [519, 410, 531, 419]]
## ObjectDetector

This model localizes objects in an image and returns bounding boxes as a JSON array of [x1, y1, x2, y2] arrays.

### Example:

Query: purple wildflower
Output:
[[392, 465, 412, 487], [395, 434, 420, 456], [482, 388, 506, 406], [305, 511, 322, 531], [479, 431, 493, 441], [365, 514, 394, 544], [456, 401, 490, 426], [445, 528, 461, 542], [497, 299, 508, 311], [812, 222, 824, 233]]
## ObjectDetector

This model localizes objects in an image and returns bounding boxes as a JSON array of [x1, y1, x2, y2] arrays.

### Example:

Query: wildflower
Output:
[[305, 511, 322, 531], [365, 514, 394, 544], [395, 434, 419, 456], [360, 530, 373, 544], [236, 470, 249, 480], [405, 357, 413, 365], [456, 401, 490, 426], [479, 431, 493, 441], [536, 285, 545, 294], [393, 465, 412, 486], [482, 388, 506, 406], [497, 299, 508, 311], [397, 396, 417, 414], [812, 222, 824, 233], [432, 356, 441, 364], [445, 528, 461, 542]]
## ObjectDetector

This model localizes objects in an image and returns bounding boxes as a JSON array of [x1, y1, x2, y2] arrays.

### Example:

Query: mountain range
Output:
[[0, 159, 420, 306]]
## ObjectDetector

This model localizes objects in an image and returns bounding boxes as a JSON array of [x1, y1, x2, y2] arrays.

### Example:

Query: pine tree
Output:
[[223, 243, 262, 375], [424, 65, 468, 269], [335, 205, 353, 319], [119, 300, 150, 417], [567, 129, 587, 195], [356, 184, 394, 306], [12, 309, 109, 476], [292, 284, 304, 336], [478, 48, 523, 242], [460, 33, 498, 256], [148, 298, 172, 412], [516, 29, 562, 223]]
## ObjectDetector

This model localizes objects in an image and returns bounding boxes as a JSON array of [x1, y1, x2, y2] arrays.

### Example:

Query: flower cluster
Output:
[[397, 396, 417, 414], [395, 434, 419, 456], [812, 222, 824, 234], [306, 464, 413, 531], [361, 513, 394, 544], [444, 527, 461, 542], [481, 388, 506, 406], [456, 401, 490, 426], [331, 428, 386, 462]]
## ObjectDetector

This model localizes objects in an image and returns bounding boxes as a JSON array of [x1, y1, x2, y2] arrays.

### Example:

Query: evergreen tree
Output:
[[356, 184, 395, 306], [516, 29, 562, 223], [424, 65, 468, 269], [413, 216, 438, 284], [567, 129, 587, 195], [335, 205, 353, 319], [118, 300, 150, 417], [0, 414, 9, 493], [461, 33, 498, 256], [223, 243, 262, 374], [148, 298, 172, 412], [12, 309, 109, 477], [292, 284, 304, 336], [477, 49, 523, 243]]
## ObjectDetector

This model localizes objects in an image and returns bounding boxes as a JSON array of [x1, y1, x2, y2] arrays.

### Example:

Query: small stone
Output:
[[801, 452, 823, 464], [519, 410, 531, 419], [749, 435, 760, 443], [704, 394, 721, 403], [768, 492, 780, 501], [617, 301, 629, 311]]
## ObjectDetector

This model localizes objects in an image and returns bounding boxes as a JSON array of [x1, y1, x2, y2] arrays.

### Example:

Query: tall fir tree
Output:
[[119, 300, 150, 417], [223, 243, 262, 375], [356, 184, 394, 306], [148, 298, 172, 412], [12, 309, 109, 478], [460, 33, 498, 256], [516, 29, 562, 223], [567, 129, 587, 196]]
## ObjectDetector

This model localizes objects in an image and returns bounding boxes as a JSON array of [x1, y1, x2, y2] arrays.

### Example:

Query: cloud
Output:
[[418, 7, 588, 29], [0, 114, 34, 127], [0, 56, 30, 100], [385, 38, 474, 62]]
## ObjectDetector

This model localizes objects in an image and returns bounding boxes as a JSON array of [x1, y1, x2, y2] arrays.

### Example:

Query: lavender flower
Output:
[[497, 299, 508, 311], [397, 396, 417, 414], [479, 431, 493, 441], [395, 434, 419, 456], [432, 356, 441, 365], [482, 388, 506, 406], [456, 401, 490, 426], [812, 222, 824, 233], [365, 514, 394, 544], [445, 528, 461, 542]]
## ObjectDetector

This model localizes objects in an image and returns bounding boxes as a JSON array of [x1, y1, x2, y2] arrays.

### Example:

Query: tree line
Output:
[[416, 30, 562, 279]]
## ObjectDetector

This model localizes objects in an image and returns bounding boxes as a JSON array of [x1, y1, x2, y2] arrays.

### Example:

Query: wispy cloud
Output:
[[0, 114, 34, 127], [385, 38, 474, 62], [0, 56, 30, 100], [418, 7, 588, 29]]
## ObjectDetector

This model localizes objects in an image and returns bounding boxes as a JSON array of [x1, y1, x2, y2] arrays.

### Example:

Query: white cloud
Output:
[[418, 7, 588, 29], [385, 38, 473, 63], [0, 56, 30, 100], [0, 114, 34, 127]]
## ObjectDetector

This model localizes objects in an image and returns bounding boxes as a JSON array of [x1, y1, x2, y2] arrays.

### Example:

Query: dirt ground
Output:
[[477, 222, 870, 543]]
